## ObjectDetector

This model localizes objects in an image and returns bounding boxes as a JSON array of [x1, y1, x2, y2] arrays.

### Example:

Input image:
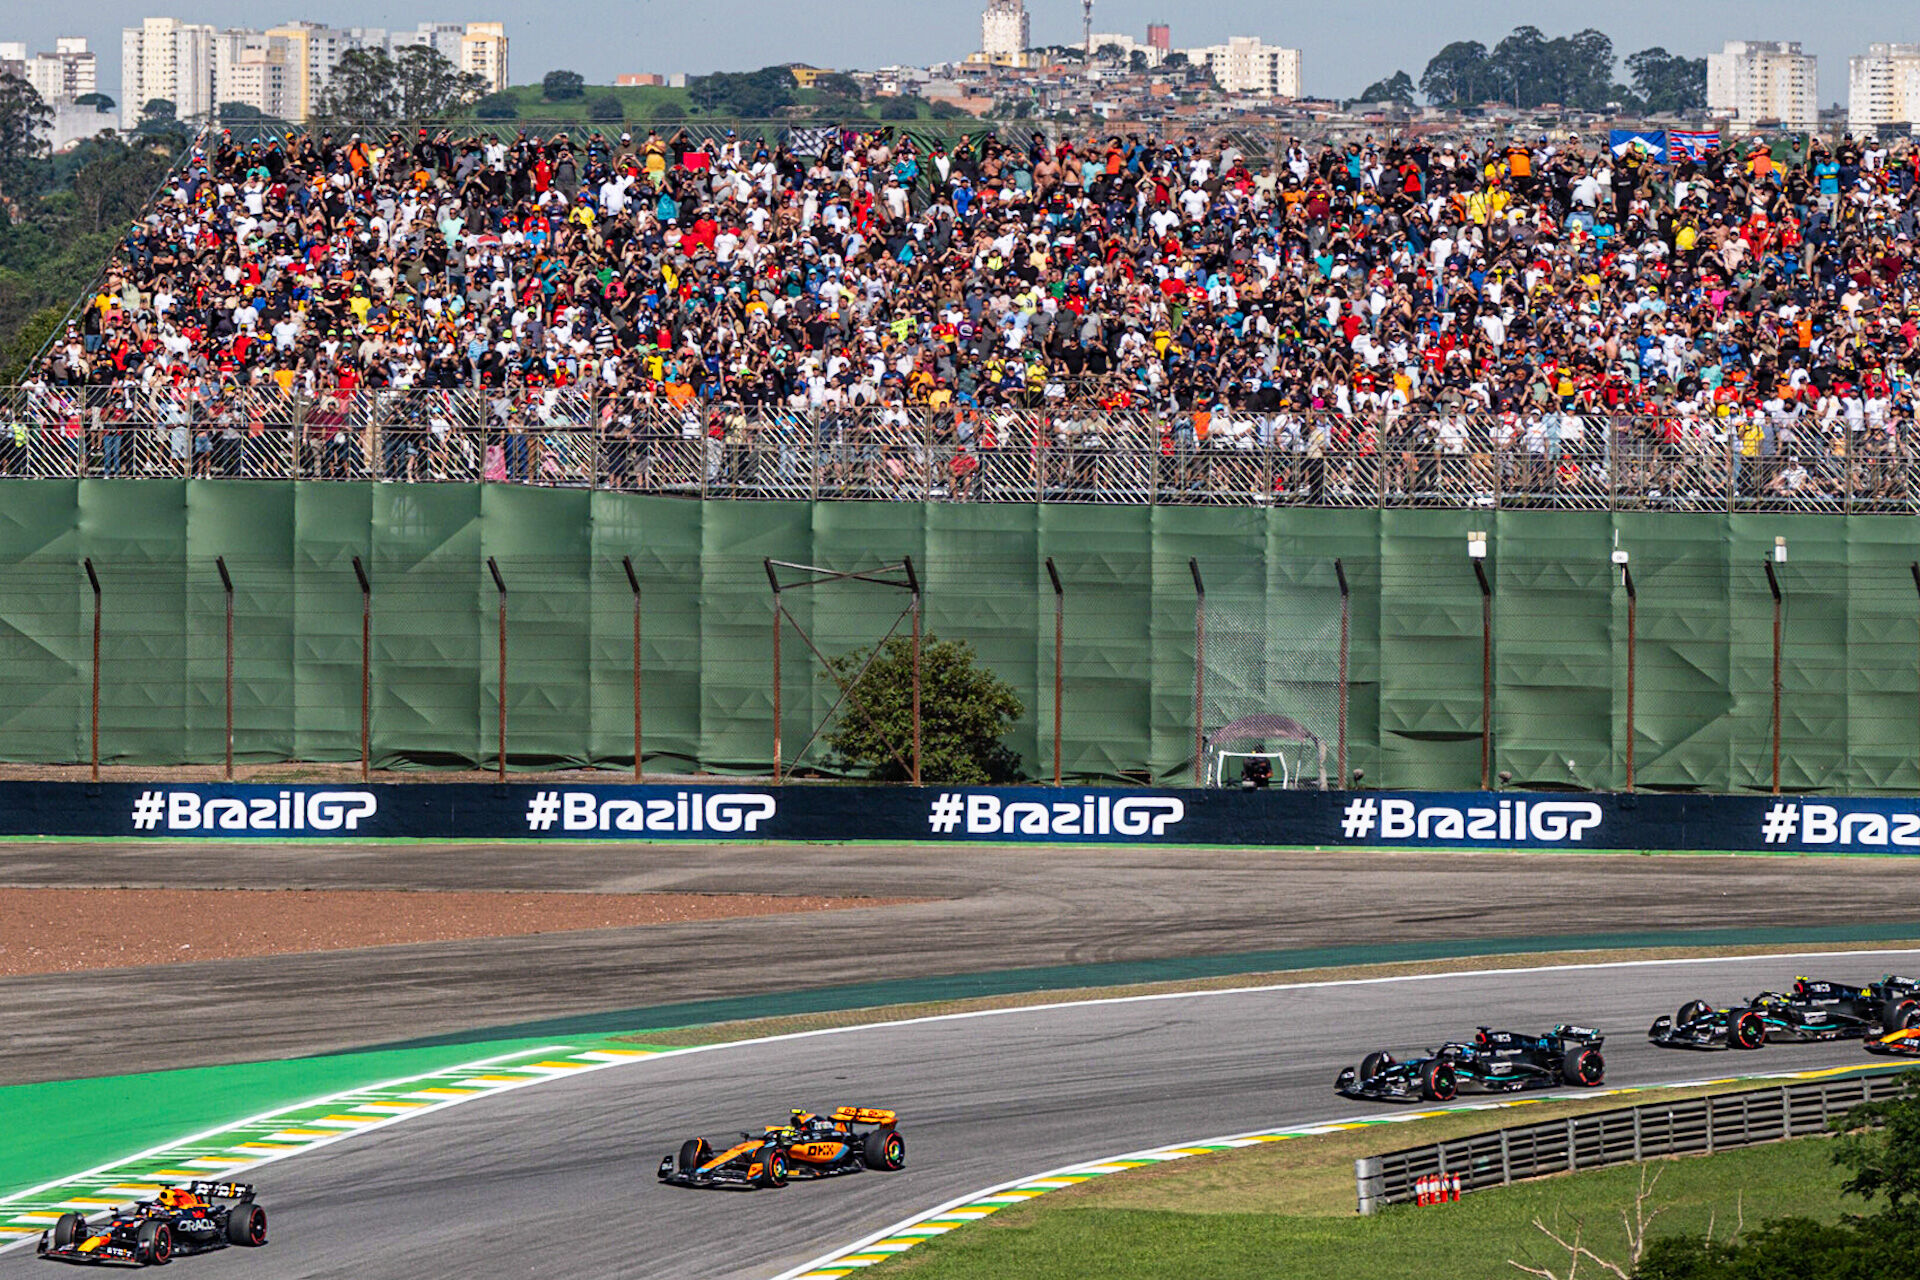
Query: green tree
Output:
[[474, 90, 518, 120], [1831, 1071, 1920, 1211], [813, 72, 862, 100], [542, 69, 585, 101], [689, 66, 797, 117], [1627, 47, 1708, 114], [73, 92, 114, 113], [1357, 70, 1417, 107], [69, 137, 172, 232], [878, 95, 921, 121], [653, 100, 686, 121], [821, 634, 1024, 784], [315, 45, 482, 124], [588, 94, 624, 123], [0, 304, 62, 382], [0, 71, 53, 190], [1420, 40, 1492, 106]]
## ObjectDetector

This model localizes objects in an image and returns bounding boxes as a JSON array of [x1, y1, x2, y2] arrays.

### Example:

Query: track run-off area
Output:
[[4, 948, 1917, 1279]]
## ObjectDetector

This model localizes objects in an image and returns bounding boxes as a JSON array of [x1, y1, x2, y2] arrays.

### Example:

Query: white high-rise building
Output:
[[121, 17, 216, 129], [214, 29, 295, 120], [1849, 44, 1920, 133], [981, 0, 1030, 67], [25, 37, 96, 103], [1705, 40, 1817, 131], [1186, 36, 1302, 97], [389, 20, 507, 91]]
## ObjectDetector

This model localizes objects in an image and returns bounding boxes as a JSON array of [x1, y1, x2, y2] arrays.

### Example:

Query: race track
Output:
[[7, 950, 1912, 1280], [7, 842, 1920, 1082]]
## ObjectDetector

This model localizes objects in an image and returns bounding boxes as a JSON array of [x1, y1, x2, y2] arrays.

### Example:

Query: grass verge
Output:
[[870, 1083, 1858, 1278]]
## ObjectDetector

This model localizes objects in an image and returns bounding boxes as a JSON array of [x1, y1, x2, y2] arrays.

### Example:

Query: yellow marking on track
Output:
[[318, 1114, 381, 1124], [268, 1129, 334, 1138], [236, 1142, 299, 1151], [408, 1087, 479, 1097], [468, 1074, 538, 1084], [186, 1158, 253, 1168], [528, 1060, 592, 1070]]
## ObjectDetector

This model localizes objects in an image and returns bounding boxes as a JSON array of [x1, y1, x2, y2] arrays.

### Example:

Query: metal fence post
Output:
[[1623, 561, 1637, 792], [488, 556, 507, 782], [1765, 552, 1783, 794], [905, 555, 922, 786], [1335, 558, 1350, 786], [1046, 556, 1064, 786], [1471, 535, 1492, 790], [624, 555, 643, 781], [352, 555, 371, 781], [84, 558, 101, 781], [766, 558, 783, 783], [1354, 1156, 1382, 1216], [216, 555, 234, 780], [1190, 557, 1206, 786]]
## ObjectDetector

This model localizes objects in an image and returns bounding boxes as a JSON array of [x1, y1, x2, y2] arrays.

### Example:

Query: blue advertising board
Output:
[[0, 784, 1915, 853]]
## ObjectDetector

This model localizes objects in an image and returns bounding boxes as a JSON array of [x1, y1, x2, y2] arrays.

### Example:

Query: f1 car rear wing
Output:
[[185, 1180, 256, 1202], [830, 1106, 897, 1126], [1552, 1024, 1604, 1045]]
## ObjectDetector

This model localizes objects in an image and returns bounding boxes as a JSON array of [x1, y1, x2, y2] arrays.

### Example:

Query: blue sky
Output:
[[12, 0, 1908, 106]]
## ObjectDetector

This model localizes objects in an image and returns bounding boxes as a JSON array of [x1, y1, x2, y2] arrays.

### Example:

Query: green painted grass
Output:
[[874, 1137, 1852, 1278], [0, 1034, 669, 1201]]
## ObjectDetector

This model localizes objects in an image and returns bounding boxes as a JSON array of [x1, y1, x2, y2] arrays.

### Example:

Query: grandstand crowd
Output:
[[17, 120, 1920, 499]]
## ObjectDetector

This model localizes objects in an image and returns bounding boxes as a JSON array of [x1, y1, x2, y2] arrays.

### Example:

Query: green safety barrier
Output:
[[0, 481, 1913, 793]]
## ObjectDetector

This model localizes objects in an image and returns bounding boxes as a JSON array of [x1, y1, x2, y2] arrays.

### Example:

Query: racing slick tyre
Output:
[[757, 1148, 789, 1189], [677, 1138, 711, 1176], [1562, 1046, 1605, 1087], [226, 1203, 266, 1247], [1887, 999, 1920, 1032], [1359, 1052, 1394, 1081], [135, 1220, 171, 1265], [1730, 1010, 1767, 1050], [1419, 1060, 1457, 1102], [50, 1213, 84, 1251], [1676, 1000, 1712, 1026], [862, 1128, 906, 1171]]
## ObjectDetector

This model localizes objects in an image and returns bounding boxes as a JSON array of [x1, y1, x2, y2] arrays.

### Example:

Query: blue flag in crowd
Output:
[[1608, 129, 1668, 163]]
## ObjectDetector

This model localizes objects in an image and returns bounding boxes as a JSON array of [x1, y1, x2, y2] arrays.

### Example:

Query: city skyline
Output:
[[5, 0, 1915, 108]]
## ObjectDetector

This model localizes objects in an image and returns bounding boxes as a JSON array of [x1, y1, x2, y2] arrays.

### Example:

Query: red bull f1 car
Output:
[[658, 1106, 907, 1189], [1649, 975, 1920, 1051], [1336, 1025, 1606, 1103], [37, 1181, 266, 1267]]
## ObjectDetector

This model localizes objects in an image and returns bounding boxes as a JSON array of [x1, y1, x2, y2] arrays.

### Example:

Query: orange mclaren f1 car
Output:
[[658, 1106, 907, 1189], [1867, 1026, 1920, 1057]]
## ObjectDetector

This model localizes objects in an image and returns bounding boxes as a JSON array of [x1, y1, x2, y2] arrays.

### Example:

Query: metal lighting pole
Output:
[[1765, 546, 1783, 795], [1621, 560, 1637, 793], [1190, 557, 1205, 786], [904, 556, 922, 787], [216, 556, 234, 781], [84, 558, 101, 782], [624, 555, 643, 781], [1468, 532, 1490, 791], [488, 557, 508, 783], [352, 555, 371, 781], [1334, 558, 1350, 787], [765, 558, 783, 783], [1046, 556, 1064, 786]]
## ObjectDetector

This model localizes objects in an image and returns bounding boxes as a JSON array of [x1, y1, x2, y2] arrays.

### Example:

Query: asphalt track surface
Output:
[[5, 950, 1914, 1280], [7, 842, 1920, 1082]]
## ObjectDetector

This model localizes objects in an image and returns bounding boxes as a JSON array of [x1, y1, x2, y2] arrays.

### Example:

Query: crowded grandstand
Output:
[[10, 123, 1919, 507]]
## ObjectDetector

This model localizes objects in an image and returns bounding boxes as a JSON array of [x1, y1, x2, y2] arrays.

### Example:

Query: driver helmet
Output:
[[157, 1189, 200, 1210], [1793, 977, 1809, 996], [790, 1109, 813, 1129], [1474, 1027, 1491, 1047]]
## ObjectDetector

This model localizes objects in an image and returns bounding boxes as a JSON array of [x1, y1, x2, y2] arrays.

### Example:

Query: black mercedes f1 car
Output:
[[1649, 975, 1920, 1050], [37, 1181, 266, 1267], [1336, 1025, 1606, 1103], [658, 1106, 906, 1189]]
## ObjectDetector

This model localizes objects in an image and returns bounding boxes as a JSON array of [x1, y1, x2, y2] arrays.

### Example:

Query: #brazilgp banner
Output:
[[0, 784, 1915, 853]]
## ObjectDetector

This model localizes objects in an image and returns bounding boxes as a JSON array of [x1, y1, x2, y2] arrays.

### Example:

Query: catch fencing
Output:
[[1354, 1069, 1911, 1214], [7, 490, 1920, 788], [2, 388, 1916, 514]]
